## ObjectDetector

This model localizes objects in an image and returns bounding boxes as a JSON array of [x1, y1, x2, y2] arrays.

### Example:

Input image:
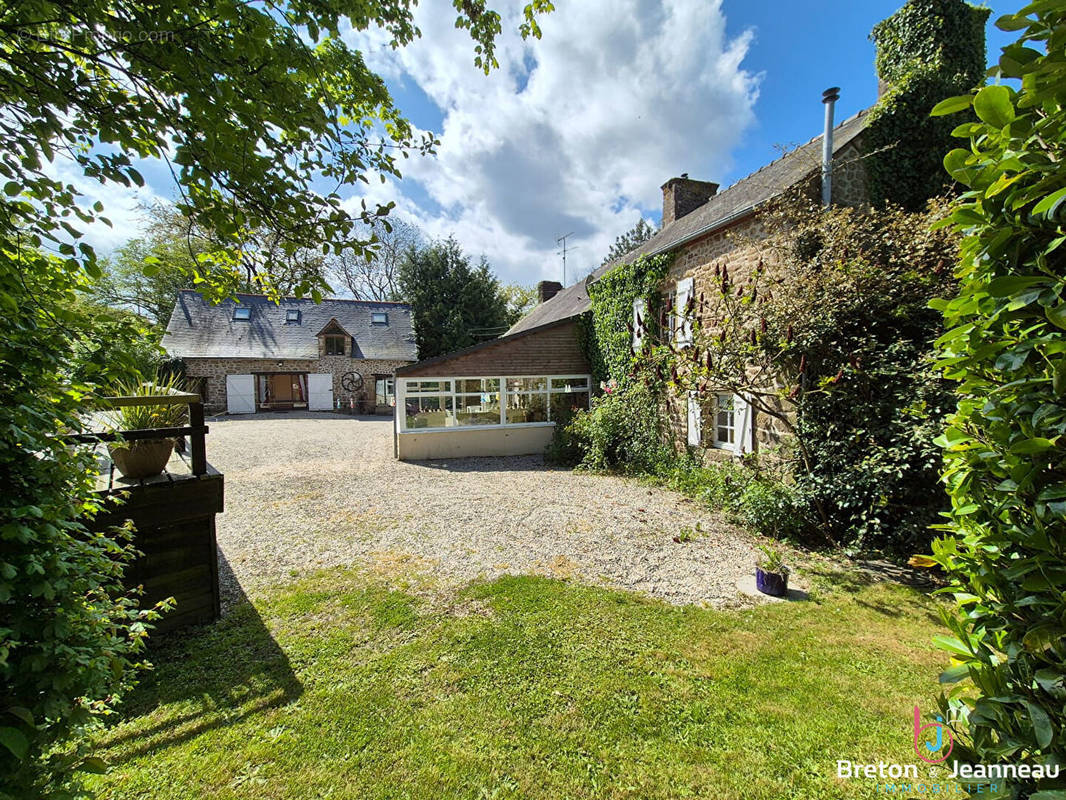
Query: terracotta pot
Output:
[[108, 438, 175, 479], [755, 567, 789, 598]]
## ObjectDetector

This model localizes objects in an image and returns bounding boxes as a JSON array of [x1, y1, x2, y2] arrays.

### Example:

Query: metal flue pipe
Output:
[[821, 86, 840, 207]]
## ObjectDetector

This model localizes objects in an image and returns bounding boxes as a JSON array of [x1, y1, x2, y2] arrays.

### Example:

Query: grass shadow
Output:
[[802, 561, 945, 625], [103, 550, 303, 760]]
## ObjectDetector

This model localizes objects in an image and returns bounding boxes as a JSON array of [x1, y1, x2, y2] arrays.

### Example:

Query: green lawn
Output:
[[88, 566, 949, 799]]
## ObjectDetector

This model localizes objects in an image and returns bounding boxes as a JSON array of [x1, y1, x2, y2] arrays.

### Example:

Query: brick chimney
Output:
[[661, 174, 719, 226], [537, 280, 563, 303]]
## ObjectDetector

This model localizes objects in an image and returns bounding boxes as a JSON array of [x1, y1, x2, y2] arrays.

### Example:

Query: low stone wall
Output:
[[183, 356, 412, 413]]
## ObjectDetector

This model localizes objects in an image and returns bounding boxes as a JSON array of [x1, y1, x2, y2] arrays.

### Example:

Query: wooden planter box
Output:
[[91, 467, 225, 633]]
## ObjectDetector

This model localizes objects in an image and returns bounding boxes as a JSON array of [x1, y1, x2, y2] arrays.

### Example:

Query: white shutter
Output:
[[675, 277, 694, 346], [308, 373, 334, 411], [225, 374, 255, 414], [734, 393, 754, 455], [687, 391, 701, 447], [632, 297, 646, 352]]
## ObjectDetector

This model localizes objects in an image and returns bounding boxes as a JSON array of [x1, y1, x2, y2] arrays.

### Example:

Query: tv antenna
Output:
[[556, 232, 575, 285]]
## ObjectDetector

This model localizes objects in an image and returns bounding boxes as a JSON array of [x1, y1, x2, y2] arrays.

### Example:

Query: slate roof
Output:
[[163, 290, 418, 361], [506, 107, 869, 336]]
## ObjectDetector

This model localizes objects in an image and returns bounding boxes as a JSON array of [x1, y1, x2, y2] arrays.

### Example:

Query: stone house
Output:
[[391, 96, 869, 461], [488, 101, 870, 462], [163, 290, 417, 415]]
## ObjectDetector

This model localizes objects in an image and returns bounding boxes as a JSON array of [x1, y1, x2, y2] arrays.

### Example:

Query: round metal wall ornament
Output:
[[341, 372, 363, 392]]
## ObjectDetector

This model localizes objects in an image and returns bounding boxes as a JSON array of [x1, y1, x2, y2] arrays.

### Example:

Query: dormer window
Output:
[[371, 312, 388, 325], [286, 309, 301, 324], [233, 306, 251, 321], [324, 335, 346, 356]]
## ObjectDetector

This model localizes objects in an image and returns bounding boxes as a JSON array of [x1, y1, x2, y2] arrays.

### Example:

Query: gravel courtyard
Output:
[[208, 412, 758, 609]]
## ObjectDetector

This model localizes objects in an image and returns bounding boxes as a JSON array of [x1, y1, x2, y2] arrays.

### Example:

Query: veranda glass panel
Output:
[[408, 380, 452, 394], [550, 391, 590, 424], [551, 377, 589, 391], [456, 378, 500, 393], [506, 391, 547, 423], [405, 395, 453, 429], [506, 377, 547, 392], [454, 393, 502, 425]]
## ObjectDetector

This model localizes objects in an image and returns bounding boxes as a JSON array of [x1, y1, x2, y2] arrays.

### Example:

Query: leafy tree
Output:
[[330, 218, 423, 301], [396, 237, 511, 358], [0, 248, 165, 797], [920, 6, 1066, 791], [500, 283, 539, 326], [602, 217, 658, 266], [0, 1, 550, 795]]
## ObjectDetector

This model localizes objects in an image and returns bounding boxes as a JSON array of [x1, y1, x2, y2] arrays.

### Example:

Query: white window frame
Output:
[[632, 297, 647, 352], [711, 393, 735, 450], [674, 277, 694, 347], [375, 376, 395, 407], [395, 374, 592, 434], [710, 392, 755, 454]]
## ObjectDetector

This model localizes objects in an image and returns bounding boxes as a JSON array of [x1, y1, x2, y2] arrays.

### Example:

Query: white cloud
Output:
[[345, 0, 759, 285]]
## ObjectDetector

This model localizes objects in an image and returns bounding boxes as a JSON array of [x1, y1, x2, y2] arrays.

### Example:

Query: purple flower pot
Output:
[[755, 567, 789, 598]]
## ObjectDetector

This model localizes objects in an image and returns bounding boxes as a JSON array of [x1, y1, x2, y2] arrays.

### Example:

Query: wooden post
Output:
[[190, 401, 207, 476]]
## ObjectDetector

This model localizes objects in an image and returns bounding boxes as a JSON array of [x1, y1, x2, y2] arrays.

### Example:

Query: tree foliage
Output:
[[395, 237, 512, 359], [923, 5, 1066, 790], [1, 0, 551, 300], [500, 283, 539, 326], [330, 218, 422, 301], [0, 2, 551, 795], [866, 0, 990, 210], [0, 249, 165, 798], [601, 218, 658, 266]]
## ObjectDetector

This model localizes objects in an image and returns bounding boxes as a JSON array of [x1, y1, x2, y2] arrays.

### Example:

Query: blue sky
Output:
[[77, 1, 1019, 289], [718, 0, 1015, 189]]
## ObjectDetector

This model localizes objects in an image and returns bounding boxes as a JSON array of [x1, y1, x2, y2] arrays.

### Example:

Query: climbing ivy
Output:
[[866, 0, 990, 210], [585, 253, 672, 386]]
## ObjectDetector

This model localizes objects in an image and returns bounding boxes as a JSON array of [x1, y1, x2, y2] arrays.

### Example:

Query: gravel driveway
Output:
[[208, 412, 757, 609]]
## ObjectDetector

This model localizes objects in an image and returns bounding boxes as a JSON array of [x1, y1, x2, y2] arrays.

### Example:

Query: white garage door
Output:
[[226, 374, 255, 414], [308, 373, 334, 411]]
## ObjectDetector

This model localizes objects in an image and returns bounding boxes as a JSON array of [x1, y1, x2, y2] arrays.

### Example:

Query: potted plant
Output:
[[755, 544, 790, 598], [104, 377, 189, 479]]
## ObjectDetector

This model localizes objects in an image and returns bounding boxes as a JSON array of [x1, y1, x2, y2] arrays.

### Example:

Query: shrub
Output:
[[924, 6, 1066, 790], [553, 381, 676, 475], [0, 251, 161, 798]]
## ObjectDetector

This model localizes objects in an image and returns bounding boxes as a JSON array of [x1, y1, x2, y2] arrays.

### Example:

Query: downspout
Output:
[[821, 87, 840, 208]]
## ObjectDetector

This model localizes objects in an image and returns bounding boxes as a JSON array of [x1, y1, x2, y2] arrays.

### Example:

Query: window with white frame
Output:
[[632, 297, 647, 352], [398, 375, 590, 432], [674, 277, 694, 346], [713, 394, 735, 448], [374, 376, 395, 407]]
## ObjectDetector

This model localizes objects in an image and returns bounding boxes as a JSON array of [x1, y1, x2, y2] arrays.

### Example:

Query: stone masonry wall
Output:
[[655, 144, 868, 462], [184, 356, 412, 413]]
